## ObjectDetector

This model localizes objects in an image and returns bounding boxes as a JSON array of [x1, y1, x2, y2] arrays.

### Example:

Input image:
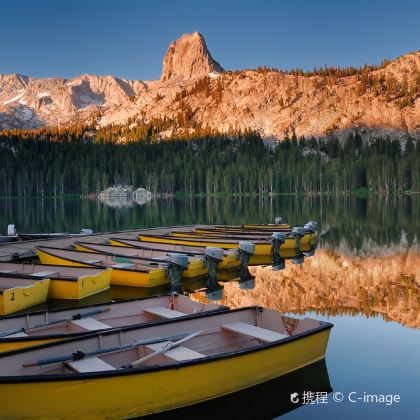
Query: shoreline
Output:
[[0, 190, 418, 200]]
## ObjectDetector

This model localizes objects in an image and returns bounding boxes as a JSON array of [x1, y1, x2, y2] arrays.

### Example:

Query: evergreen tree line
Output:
[[0, 131, 419, 197]]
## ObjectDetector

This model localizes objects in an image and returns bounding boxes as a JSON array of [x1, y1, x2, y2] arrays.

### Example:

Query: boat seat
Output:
[[111, 263, 135, 269], [143, 306, 187, 319], [71, 317, 111, 331], [7, 332, 28, 337], [30, 271, 59, 277], [83, 259, 102, 264], [221, 322, 287, 342], [67, 357, 115, 373], [146, 341, 205, 361]]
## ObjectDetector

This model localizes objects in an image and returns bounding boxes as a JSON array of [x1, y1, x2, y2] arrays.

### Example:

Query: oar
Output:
[[23, 332, 192, 367], [123, 330, 203, 369], [0, 307, 112, 338]]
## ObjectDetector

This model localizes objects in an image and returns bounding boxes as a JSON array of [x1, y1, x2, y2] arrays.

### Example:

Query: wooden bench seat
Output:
[[7, 332, 28, 337], [111, 263, 134, 269], [71, 317, 111, 331], [67, 357, 115, 373], [83, 259, 102, 264], [221, 322, 287, 342], [143, 306, 187, 319], [30, 271, 59, 277], [146, 341, 205, 361]]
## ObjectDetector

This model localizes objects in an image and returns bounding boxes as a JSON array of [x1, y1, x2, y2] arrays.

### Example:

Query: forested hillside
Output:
[[0, 129, 418, 197]]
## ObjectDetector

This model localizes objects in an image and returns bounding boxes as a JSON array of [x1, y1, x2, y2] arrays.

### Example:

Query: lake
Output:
[[0, 194, 419, 419]]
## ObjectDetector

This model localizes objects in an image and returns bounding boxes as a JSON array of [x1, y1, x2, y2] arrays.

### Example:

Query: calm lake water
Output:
[[0, 195, 419, 419]]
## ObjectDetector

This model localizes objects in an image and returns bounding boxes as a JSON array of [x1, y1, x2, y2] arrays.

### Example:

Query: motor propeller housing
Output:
[[167, 253, 189, 290], [271, 232, 286, 269], [292, 227, 306, 237], [204, 247, 224, 262], [204, 247, 224, 280], [168, 253, 189, 269], [304, 221, 317, 233]]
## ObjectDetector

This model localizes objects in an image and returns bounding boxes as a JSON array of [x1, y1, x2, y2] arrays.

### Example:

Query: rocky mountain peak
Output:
[[160, 31, 224, 81]]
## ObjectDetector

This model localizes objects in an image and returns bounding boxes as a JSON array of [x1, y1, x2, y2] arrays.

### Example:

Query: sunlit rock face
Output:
[[218, 249, 420, 328], [0, 33, 419, 139], [160, 32, 223, 81]]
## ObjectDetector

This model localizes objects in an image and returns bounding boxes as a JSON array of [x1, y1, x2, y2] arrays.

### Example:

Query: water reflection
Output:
[[0, 195, 418, 254], [144, 359, 332, 420], [214, 249, 420, 329]]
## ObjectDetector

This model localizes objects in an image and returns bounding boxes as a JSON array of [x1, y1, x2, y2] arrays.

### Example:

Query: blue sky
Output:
[[2, 0, 419, 80]]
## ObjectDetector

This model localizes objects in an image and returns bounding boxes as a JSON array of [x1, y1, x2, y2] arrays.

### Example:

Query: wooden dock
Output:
[[0, 225, 196, 262]]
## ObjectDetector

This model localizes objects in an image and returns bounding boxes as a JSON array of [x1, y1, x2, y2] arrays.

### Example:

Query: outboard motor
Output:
[[292, 227, 306, 253], [274, 216, 283, 225], [7, 224, 16, 237], [167, 253, 189, 290], [80, 228, 93, 235], [204, 247, 224, 280], [303, 222, 317, 233], [292, 254, 305, 265], [239, 277, 255, 290], [303, 248, 315, 257], [271, 232, 286, 270], [205, 285, 224, 301], [237, 241, 255, 277], [304, 221, 318, 253]]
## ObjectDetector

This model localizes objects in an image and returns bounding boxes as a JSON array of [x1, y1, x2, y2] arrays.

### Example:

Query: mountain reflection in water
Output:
[[208, 249, 420, 329]]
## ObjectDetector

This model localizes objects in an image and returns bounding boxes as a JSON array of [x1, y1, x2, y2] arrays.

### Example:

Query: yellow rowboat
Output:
[[74, 242, 208, 279], [194, 230, 318, 249], [197, 222, 319, 247], [108, 237, 241, 270], [36, 246, 168, 288], [0, 294, 225, 353], [138, 233, 311, 263], [210, 225, 292, 231], [243, 222, 292, 229], [0, 306, 332, 419], [172, 230, 318, 252], [0, 263, 110, 300], [0, 276, 50, 316], [158, 359, 331, 419]]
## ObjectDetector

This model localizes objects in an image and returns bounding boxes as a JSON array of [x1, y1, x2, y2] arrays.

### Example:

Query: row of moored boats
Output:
[[0, 221, 332, 418], [0, 221, 318, 315]]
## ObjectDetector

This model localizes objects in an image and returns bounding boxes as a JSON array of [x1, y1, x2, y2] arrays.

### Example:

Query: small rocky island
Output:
[[98, 186, 154, 208]]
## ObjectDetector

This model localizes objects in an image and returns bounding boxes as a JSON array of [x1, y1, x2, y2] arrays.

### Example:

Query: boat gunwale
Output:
[[139, 234, 271, 245], [36, 246, 164, 274], [110, 238, 237, 256], [0, 271, 80, 284], [0, 293, 230, 342], [170, 232, 311, 242], [0, 262, 110, 275], [0, 306, 333, 383], [90, 240, 205, 257], [0, 292, 187, 321], [0, 308, 228, 343], [75, 242, 205, 262], [0, 276, 48, 292]]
